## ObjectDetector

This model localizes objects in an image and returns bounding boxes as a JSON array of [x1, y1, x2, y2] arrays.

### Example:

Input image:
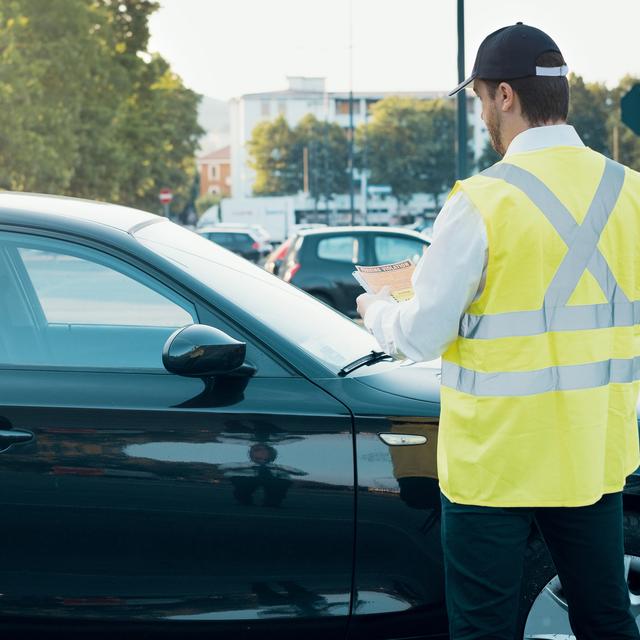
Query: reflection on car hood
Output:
[[352, 358, 441, 404]]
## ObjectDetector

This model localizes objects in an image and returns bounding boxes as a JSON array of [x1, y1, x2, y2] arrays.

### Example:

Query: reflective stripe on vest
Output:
[[444, 157, 639, 395], [459, 158, 629, 341], [442, 357, 640, 397]]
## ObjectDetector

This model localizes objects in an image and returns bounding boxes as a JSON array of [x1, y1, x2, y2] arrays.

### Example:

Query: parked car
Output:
[[263, 236, 292, 276], [214, 222, 273, 245], [0, 192, 638, 639], [279, 226, 431, 317], [406, 217, 435, 236], [197, 225, 272, 262], [264, 227, 331, 277]]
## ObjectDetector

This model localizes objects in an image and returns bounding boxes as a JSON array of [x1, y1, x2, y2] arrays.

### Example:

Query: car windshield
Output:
[[135, 220, 385, 374]]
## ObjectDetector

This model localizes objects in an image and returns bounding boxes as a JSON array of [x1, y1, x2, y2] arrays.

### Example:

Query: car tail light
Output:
[[284, 263, 300, 282], [273, 241, 291, 261], [252, 241, 260, 250]]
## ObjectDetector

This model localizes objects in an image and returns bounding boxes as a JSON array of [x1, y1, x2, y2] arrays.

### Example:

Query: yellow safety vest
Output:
[[439, 146, 640, 507]]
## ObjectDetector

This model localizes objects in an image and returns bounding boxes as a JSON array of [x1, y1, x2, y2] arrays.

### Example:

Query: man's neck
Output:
[[502, 119, 567, 152]]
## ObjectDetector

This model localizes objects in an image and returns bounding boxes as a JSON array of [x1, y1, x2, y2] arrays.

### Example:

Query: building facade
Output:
[[197, 145, 232, 197], [229, 76, 486, 199]]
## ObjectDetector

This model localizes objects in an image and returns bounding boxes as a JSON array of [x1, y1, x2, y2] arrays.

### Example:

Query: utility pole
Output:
[[348, 0, 355, 224], [456, 0, 468, 179], [303, 146, 309, 193], [613, 123, 620, 161], [361, 104, 368, 225], [323, 92, 331, 225]]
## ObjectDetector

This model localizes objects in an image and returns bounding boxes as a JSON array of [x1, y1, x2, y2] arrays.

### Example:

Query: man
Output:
[[357, 23, 640, 640]]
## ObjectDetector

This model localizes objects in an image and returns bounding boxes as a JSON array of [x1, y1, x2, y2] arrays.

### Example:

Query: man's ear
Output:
[[498, 82, 515, 112]]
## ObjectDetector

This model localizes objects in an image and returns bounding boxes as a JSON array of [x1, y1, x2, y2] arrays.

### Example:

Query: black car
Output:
[[0, 192, 638, 639], [197, 226, 271, 263], [278, 226, 430, 316]]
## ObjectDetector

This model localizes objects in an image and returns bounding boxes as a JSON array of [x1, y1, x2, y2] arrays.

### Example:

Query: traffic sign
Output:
[[621, 84, 640, 136], [159, 188, 173, 204]]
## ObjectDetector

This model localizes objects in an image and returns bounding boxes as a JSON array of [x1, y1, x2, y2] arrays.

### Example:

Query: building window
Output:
[[261, 100, 271, 117], [209, 164, 218, 180], [277, 101, 287, 116], [335, 99, 360, 115]]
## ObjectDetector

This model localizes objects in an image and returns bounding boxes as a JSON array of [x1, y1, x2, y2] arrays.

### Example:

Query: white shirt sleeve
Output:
[[364, 191, 488, 362]]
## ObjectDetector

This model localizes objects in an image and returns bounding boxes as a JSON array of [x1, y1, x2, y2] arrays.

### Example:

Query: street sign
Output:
[[159, 188, 173, 204], [621, 84, 640, 136]]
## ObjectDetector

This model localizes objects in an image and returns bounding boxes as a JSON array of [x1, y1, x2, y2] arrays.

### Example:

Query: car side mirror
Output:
[[162, 324, 256, 378]]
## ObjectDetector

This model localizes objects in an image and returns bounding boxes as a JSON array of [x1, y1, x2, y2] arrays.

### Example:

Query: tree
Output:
[[357, 97, 456, 208], [247, 115, 299, 195], [476, 139, 501, 172], [0, 0, 97, 192], [113, 54, 202, 213], [247, 113, 349, 201], [0, 0, 202, 213], [294, 114, 348, 208], [609, 75, 640, 171], [568, 73, 610, 155], [416, 99, 457, 207]]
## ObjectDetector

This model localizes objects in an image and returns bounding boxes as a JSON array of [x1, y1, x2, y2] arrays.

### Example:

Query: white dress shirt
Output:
[[364, 124, 585, 361]]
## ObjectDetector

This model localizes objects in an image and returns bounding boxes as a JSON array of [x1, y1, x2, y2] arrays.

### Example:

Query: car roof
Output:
[[216, 222, 267, 229], [198, 226, 255, 235], [0, 191, 159, 233], [295, 225, 429, 241]]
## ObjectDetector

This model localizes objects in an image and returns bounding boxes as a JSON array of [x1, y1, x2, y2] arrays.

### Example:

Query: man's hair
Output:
[[482, 51, 569, 125]]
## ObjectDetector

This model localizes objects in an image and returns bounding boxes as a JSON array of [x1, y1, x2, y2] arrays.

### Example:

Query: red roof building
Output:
[[197, 145, 231, 197]]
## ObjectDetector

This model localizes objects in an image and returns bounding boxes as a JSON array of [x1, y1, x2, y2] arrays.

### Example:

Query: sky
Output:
[[148, 0, 640, 100]]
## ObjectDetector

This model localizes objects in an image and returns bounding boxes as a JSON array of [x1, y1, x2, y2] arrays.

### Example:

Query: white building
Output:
[[230, 76, 486, 199]]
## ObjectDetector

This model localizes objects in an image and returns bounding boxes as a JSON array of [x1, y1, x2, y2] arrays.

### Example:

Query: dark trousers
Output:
[[441, 491, 639, 640]]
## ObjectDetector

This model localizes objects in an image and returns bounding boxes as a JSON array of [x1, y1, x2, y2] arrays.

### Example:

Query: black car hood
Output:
[[351, 359, 441, 404]]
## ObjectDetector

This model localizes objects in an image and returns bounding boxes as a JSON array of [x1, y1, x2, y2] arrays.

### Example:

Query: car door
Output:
[[314, 234, 366, 315], [0, 229, 354, 638], [232, 232, 260, 262], [204, 231, 234, 255]]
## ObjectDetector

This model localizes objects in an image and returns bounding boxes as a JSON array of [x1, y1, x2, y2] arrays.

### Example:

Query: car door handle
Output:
[[0, 429, 34, 451], [378, 433, 427, 446]]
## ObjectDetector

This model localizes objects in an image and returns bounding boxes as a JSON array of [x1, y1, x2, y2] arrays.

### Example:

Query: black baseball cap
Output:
[[449, 22, 567, 96]]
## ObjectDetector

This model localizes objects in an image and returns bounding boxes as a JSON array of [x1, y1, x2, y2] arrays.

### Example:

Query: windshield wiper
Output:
[[338, 350, 394, 377]]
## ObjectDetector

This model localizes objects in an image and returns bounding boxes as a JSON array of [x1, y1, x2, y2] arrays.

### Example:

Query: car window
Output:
[[208, 232, 232, 246], [316, 235, 362, 263], [136, 221, 386, 374], [374, 235, 426, 264], [0, 232, 196, 370], [233, 233, 254, 247]]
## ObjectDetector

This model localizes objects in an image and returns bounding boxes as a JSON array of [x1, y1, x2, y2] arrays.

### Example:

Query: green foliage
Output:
[[357, 97, 456, 206], [568, 74, 610, 155], [0, 0, 202, 212], [566, 73, 640, 172], [294, 114, 348, 204], [476, 139, 501, 172], [247, 114, 349, 199], [609, 75, 640, 171], [247, 115, 299, 195]]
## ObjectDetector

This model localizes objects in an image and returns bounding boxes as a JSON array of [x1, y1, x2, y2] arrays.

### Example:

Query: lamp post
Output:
[[348, 0, 356, 224], [456, 0, 468, 179]]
